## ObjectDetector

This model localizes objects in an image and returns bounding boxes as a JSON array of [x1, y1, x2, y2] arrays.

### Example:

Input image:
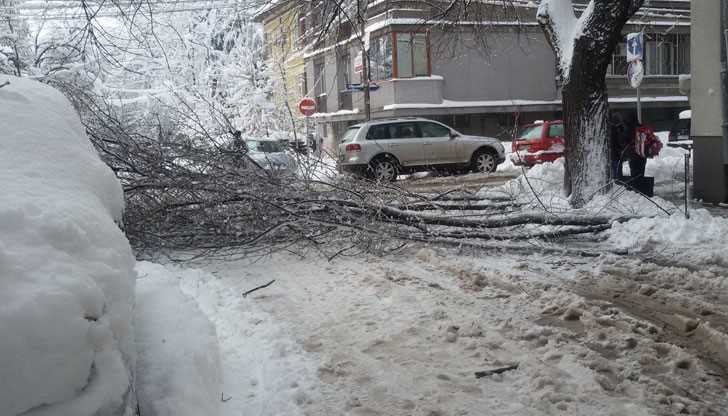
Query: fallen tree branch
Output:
[[393, 201, 524, 212], [242, 280, 276, 298], [475, 364, 519, 379]]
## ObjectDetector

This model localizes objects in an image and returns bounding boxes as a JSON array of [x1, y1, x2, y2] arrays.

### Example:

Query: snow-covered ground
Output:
[[134, 140, 728, 415], [5, 74, 728, 416]]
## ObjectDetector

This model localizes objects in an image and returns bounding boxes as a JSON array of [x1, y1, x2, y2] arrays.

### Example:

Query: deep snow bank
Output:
[[134, 261, 323, 416], [134, 262, 221, 416], [0, 75, 136, 416], [475, 145, 728, 253]]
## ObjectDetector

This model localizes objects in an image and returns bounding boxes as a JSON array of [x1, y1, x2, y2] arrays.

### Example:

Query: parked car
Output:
[[245, 139, 296, 170], [510, 120, 565, 166], [337, 117, 506, 181], [668, 110, 691, 142]]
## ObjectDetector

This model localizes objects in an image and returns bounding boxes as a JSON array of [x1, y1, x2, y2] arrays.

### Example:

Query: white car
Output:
[[338, 118, 506, 181], [245, 139, 296, 170]]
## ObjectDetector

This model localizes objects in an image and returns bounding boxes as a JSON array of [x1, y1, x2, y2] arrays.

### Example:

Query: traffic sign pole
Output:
[[306, 115, 310, 154], [637, 86, 642, 124]]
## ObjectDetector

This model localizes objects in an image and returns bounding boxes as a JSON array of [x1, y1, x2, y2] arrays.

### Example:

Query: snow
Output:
[[5, 63, 728, 416], [134, 261, 321, 416], [0, 75, 136, 415], [537, 0, 581, 76], [125, 129, 728, 415]]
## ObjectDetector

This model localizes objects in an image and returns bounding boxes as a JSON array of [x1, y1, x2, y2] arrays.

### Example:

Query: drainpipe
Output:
[[721, 0, 728, 201]]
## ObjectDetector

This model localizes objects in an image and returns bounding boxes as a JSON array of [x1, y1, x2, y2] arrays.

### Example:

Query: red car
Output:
[[510, 120, 565, 166]]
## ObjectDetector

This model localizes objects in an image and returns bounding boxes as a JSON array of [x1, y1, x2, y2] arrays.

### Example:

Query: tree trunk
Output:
[[561, 37, 611, 207], [538, 0, 644, 207]]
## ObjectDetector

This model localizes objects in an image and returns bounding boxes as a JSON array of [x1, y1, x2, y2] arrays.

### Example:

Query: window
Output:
[[418, 122, 451, 138], [516, 125, 544, 141], [368, 32, 430, 81], [388, 122, 418, 139], [337, 53, 350, 92], [608, 33, 690, 76], [369, 35, 393, 81], [645, 34, 689, 75], [547, 124, 564, 138], [314, 62, 325, 97], [396, 33, 428, 77], [607, 42, 629, 76], [366, 126, 390, 140]]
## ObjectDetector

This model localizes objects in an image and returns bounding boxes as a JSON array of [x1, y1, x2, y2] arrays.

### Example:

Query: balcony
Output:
[[369, 77, 444, 110], [316, 94, 328, 113], [339, 91, 353, 111]]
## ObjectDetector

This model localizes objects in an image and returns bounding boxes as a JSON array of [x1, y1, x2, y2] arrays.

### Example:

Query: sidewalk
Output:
[[654, 179, 728, 219]]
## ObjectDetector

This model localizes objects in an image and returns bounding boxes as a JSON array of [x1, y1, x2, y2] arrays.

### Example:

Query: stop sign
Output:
[[298, 98, 317, 116]]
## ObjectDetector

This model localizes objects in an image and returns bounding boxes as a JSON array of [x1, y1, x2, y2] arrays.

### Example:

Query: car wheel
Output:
[[471, 149, 498, 173], [369, 157, 399, 182]]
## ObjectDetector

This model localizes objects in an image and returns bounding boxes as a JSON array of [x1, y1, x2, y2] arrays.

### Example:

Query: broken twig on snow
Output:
[[474, 364, 519, 379], [242, 279, 276, 298]]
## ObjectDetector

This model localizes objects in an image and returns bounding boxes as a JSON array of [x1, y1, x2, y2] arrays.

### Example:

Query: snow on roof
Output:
[[383, 98, 562, 111], [609, 95, 689, 104]]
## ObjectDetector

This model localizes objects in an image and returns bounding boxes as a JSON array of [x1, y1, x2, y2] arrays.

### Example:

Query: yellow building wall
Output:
[[262, 6, 306, 115]]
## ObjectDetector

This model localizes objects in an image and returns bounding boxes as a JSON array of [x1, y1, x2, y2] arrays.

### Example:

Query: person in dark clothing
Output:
[[609, 112, 625, 181], [621, 110, 646, 179]]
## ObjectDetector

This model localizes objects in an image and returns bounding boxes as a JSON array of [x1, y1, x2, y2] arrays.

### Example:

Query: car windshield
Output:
[[246, 140, 283, 153], [515, 124, 544, 141], [340, 126, 361, 143]]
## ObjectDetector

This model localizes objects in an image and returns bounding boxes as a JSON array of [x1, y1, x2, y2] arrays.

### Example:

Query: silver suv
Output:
[[338, 118, 506, 181]]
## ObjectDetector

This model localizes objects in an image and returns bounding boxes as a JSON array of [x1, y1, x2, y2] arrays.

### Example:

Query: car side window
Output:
[[366, 126, 390, 141], [389, 122, 419, 140], [418, 122, 451, 138], [547, 124, 564, 138]]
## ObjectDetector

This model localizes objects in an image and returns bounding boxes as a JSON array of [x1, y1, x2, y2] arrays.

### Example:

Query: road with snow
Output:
[[200, 245, 728, 415]]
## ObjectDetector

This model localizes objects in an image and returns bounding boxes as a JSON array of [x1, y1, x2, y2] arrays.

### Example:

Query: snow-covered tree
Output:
[[538, 0, 644, 207], [0, 0, 31, 76]]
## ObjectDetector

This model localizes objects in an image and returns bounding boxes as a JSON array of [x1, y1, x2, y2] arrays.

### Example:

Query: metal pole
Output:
[[721, 0, 728, 201], [305, 115, 310, 155], [685, 150, 691, 219], [363, 46, 371, 121], [637, 86, 642, 124]]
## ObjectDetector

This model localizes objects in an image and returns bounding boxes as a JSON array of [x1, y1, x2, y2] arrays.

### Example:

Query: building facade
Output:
[[688, 1, 728, 203], [255, 1, 307, 117], [257, 1, 691, 152]]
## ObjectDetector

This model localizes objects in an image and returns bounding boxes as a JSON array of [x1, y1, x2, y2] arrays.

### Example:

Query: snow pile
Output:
[[135, 262, 322, 416], [0, 75, 136, 416], [476, 140, 728, 252], [646, 133, 690, 181], [605, 209, 728, 252], [135, 263, 221, 416]]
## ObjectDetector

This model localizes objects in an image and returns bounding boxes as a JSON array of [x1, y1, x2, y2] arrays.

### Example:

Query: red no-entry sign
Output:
[[298, 98, 317, 117]]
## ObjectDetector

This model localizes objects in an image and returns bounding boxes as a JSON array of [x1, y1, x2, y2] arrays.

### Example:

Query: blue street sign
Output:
[[627, 33, 643, 62], [346, 83, 380, 92]]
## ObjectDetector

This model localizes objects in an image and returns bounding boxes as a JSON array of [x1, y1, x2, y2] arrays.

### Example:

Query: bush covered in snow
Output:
[[0, 75, 136, 416]]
